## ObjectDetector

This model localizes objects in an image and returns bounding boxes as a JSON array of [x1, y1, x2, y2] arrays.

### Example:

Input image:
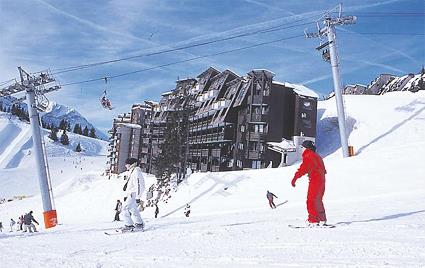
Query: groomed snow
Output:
[[1, 91, 425, 267]]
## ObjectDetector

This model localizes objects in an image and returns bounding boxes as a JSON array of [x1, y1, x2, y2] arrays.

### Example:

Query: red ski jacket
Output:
[[293, 149, 327, 184]]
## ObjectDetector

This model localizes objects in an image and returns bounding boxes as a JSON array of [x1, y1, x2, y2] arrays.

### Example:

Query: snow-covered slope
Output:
[[0, 91, 424, 267], [0, 112, 108, 199]]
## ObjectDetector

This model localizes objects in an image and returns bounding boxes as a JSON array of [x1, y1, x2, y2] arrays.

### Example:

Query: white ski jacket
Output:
[[123, 165, 145, 200]]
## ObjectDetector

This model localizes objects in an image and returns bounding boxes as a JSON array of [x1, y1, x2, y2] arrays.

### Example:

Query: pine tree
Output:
[[73, 124, 80, 134], [60, 129, 70, 145], [83, 126, 89, 136], [59, 119, 67, 130], [154, 112, 182, 183], [89, 127, 96, 138], [75, 143, 82, 152], [11, 104, 17, 115], [49, 127, 59, 142]]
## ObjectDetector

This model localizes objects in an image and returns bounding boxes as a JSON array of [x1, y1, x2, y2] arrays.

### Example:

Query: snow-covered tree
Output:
[[60, 129, 70, 145], [75, 143, 82, 152], [49, 127, 59, 142], [89, 127, 96, 138]]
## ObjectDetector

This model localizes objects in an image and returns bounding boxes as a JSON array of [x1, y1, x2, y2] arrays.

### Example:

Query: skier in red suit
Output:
[[291, 140, 327, 225]]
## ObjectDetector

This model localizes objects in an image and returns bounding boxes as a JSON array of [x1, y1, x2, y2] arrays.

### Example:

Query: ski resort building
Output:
[[106, 67, 319, 175]]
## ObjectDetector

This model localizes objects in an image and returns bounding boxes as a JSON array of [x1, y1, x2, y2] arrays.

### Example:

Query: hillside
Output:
[[0, 112, 108, 199], [0, 91, 424, 267], [0, 96, 108, 140]]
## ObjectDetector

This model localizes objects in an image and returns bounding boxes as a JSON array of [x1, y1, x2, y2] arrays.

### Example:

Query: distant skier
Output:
[[121, 158, 145, 232], [266, 190, 278, 209], [154, 204, 159, 218], [10, 218, 15, 232], [23, 211, 39, 233], [291, 140, 327, 226], [184, 204, 191, 217], [0, 221, 3, 232], [18, 215, 24, 231], [114, 200, 122, 221]]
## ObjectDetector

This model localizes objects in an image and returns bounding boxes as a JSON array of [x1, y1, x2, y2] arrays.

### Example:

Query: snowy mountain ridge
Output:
[[0, 96, 108, 140]]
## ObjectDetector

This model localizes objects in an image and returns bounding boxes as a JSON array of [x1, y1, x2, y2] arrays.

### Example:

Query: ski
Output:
[[104, 227, 146, 235], [288, 224, 336, 229]]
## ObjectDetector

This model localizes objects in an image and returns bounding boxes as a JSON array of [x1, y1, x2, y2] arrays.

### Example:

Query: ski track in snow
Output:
[[1, 91, 425, 267]]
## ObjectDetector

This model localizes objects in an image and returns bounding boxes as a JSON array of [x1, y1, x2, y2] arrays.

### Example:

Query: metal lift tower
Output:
[[0, 67, 61, 228], [305, 4, 356, 158]]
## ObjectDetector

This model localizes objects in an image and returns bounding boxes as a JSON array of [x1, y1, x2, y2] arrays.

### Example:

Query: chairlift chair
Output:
[[100, 77, 113, 110]]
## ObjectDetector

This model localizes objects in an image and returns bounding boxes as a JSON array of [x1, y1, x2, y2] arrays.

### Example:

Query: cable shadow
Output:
[[336, 209, 425, 226]]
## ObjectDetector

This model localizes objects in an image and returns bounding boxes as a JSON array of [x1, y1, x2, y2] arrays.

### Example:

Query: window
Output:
[[303, 101, 312, 110], [249, 141, 258, 151], [228, 159, 234, 167], [253, 106, 261, 114], [240, 125, 245, 132], [238, 143, 244, 150], [237, 160, 243, 168], [263, 83, 270, 96], [262, 105, 269, 115], [252, 160, 261, 169]]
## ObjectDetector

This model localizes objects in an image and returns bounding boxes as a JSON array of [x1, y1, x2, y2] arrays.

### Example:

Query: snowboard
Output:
[[288, 224, 336, 229]]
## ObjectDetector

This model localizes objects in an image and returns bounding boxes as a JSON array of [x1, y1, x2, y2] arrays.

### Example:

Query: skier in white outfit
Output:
[[121, 158, 145, 231]]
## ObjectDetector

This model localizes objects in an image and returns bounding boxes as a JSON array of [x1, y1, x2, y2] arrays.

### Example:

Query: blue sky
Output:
[[0, 0, 424, 133]]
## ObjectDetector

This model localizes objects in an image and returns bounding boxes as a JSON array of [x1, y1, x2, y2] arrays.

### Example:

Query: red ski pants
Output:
[[306, 179, 326, 223]]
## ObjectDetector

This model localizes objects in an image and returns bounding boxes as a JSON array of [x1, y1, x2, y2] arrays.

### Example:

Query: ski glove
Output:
[[291, 178, 297, 187]]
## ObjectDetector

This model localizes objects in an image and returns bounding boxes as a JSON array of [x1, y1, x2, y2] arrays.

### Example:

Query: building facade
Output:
[[106, 67, 318, 175]]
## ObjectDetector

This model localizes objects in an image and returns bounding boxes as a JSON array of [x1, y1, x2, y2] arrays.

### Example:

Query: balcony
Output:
[[250, 114, 267, 122], [211, 148, 221, 157], [247, 150, 262, 159], [201, 164, 208, 172], [211, 165, 220, 172], [201, 149, 209, 157], [248, 131, 267, 140]]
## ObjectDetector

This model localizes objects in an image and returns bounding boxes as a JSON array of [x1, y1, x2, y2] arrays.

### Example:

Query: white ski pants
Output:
[[122, 193, 144, 226]]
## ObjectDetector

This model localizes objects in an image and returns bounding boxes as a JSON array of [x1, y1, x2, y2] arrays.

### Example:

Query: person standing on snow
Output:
[[10, 218, 16, 232], [184, 204, 191, 217], [121, 158, 145, 231], [266, 190, 278, 209], [291, 140, 327, 226], [23, 211, 39, 232], [154, 204, 159, 218], [18, 215, 24, 231], [0, 221, 3, 232], [114, 200, 122, 221]]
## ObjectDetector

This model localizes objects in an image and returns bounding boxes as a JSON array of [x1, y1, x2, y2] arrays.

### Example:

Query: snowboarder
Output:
[[23, 211, 39, 233], [266, 190, 278, 209], [121, 158, 145, 232], [291, 140, 327, 226], [114, 200, 122, 221], [0, 221, 3, 232], [10, 218, 15, 232], [154, 204, 159, 218], [184, 204, 191, 217]]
